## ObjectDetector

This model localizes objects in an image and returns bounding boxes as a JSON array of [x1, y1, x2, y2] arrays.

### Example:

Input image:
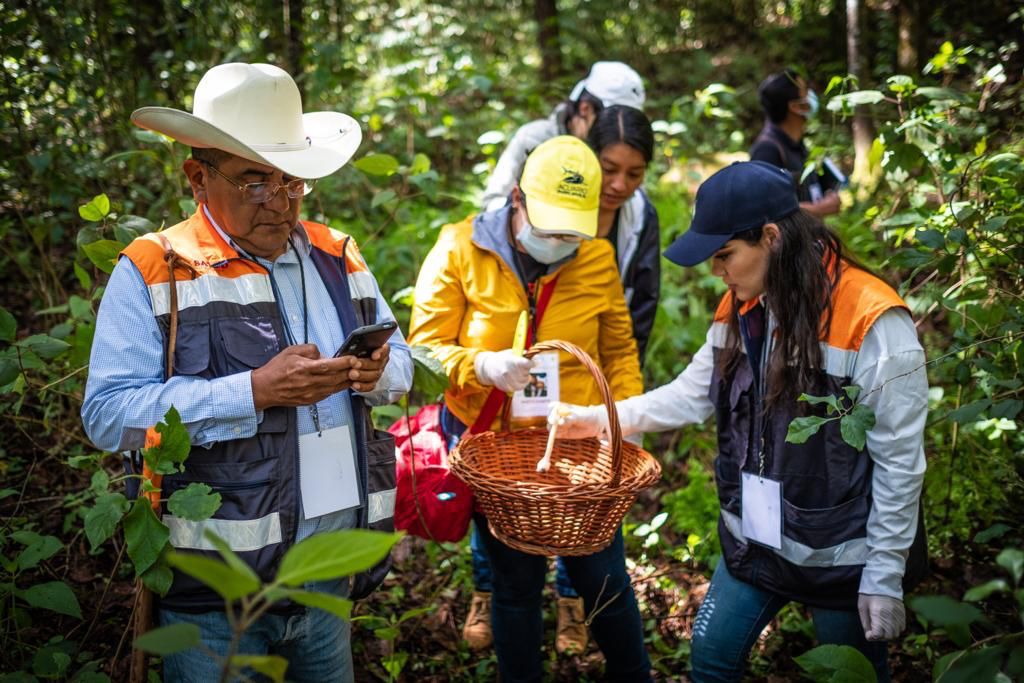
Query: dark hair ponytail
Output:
[[586, 105, 654, 164], [719, 210, 864, 408]]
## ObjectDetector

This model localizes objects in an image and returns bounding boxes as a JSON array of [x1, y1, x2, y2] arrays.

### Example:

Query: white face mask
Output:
[[516, 221, 580, 264]]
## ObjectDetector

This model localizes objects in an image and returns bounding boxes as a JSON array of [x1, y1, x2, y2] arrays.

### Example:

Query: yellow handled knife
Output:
[[512, 310, 528, 356]]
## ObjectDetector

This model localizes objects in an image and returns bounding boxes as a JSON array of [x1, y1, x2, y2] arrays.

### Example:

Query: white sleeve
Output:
[[854, 308, 928, 599], [616, 331, 717, 436]]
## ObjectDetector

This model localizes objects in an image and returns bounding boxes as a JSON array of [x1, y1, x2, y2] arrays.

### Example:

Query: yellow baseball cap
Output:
[[519, 136, 601, 239]]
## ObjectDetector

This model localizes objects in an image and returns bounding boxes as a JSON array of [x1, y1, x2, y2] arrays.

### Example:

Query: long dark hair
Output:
[[586, 105, 654, 163], [719, 209, 863, 408]]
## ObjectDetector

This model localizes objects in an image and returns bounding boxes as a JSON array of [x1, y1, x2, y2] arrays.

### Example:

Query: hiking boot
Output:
[[462, 590, 493, 650], [556, 596, 588, 655]]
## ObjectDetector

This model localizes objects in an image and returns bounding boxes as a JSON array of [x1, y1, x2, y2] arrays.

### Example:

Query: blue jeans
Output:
[[690, 562, 890, 682], [159, 578, 353, 683], [471, 523, 577, 597], [473, 513, 651, 682]]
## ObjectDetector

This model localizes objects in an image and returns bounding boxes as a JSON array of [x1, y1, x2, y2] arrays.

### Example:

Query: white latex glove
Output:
[[858, 593, 906, 641], [474, 350, 536, 393], [548, 403, 609, 439]]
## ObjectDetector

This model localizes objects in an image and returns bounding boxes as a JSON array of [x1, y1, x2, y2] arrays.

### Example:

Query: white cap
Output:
[[568, 61, 645, 110]]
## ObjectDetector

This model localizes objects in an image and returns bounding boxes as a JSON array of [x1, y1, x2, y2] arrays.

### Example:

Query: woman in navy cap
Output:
[[553, 160, 928, 682]]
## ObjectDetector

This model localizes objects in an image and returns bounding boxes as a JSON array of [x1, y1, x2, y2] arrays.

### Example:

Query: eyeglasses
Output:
[[520, 194, 584, 243], [204, 162, 316, 204]]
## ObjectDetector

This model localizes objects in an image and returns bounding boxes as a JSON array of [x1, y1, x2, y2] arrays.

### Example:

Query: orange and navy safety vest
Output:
[[707, 263, 926, 609], [121, 207, 395, 612]]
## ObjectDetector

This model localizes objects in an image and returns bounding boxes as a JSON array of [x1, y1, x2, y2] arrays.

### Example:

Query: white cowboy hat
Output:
[[131, 62, 361, 179], [568, 61, 646, 111]]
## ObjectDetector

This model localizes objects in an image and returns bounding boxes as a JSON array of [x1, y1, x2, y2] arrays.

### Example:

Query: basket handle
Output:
[[499, 340, 623, 487]]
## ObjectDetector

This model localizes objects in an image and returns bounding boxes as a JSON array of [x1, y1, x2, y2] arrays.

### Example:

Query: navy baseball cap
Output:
[[664, 161, 799, 267]]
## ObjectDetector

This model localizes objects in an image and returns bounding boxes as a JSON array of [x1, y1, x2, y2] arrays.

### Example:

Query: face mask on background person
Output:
[[516, 221, 580, 264], [801, 89, 819, 119]]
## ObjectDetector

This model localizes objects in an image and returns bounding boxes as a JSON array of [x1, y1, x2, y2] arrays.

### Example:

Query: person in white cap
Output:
[[480, 61, 646, 212], [81, 63, 412, 682]]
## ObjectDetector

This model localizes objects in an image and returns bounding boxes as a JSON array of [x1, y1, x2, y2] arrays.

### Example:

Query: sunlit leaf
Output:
[[167, 483, 222, 521], [133, 623, 201, 655], [275, 529, 400, 586], [166, 551, 261, 601]]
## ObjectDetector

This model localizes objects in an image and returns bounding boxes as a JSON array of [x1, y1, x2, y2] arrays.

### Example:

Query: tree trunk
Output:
[[534, 0, 562, 90], [846, 0, 874, 187], [896, 0, 918, 73], [283, 0, 305, 92]]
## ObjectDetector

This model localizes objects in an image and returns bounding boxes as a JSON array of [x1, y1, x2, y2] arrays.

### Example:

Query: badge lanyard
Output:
[[268, 238, 324, 435]]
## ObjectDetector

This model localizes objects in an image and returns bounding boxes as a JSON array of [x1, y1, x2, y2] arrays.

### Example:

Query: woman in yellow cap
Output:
[[408, 136, 651, 681]]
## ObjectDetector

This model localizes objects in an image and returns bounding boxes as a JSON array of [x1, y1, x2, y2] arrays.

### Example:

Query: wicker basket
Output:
[[449, 340, 661, 556]]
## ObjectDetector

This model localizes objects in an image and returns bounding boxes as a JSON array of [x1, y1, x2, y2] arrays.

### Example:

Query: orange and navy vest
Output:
[[121, 207, 395, 612], [708, 263, 926, 609]]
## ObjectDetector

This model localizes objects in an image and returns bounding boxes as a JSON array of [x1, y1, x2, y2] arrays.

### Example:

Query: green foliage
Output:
[[133, 623, 201, 656], [275, 529, 400, 586], [659, 459, 720, 566], [794, 644, 877, 682], [166, 483, 222, 521]]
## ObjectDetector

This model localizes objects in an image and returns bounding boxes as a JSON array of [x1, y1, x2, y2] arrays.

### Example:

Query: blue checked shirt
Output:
[[82, 209, 412, 540]]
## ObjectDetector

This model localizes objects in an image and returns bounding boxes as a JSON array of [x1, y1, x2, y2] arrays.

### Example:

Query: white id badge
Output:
[[511, 351, 560, 418], [299, 425, 361, 519], [741, 472, 783, 550]]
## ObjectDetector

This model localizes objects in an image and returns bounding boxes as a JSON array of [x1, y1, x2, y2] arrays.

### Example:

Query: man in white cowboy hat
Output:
[[81, 62, 412, 682], [480, 60, 645, 213]]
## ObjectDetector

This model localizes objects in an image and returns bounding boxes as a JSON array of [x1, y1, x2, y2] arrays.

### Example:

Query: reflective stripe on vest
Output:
[[165, 513, 284, 552], [367, 488, 397, 525], [720, 508, 868, 567]]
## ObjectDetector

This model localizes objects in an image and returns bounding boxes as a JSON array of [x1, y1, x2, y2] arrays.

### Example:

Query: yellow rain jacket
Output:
[[408, 208, 642, 430]]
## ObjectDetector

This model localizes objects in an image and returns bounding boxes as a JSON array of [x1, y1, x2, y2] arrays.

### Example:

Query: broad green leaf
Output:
[[840, 404, 876, 451], [947, 399, 991, 424], [371, 189, 397, 208], [166, 552, 261, 601], [842, 386, 861, 402], [0, 670, 39, 682], [411, 345, 449, 400], [14, 533, 62, 571], [397, 605, 434, 624], [794, 644, 876, 682], [916, 87, 968, 102], [990, 399, 1023, 420], [167, 483, 222, 521], [140, 559, 174, 596], [0, 307, 16, 342], [0, 358, 20, 386], [22, 581, 82, 619], [798, 393, 842, 413], [16, 334, 70, 360], [84, 493, 130, 551], [275, 529, 400, 586], [785, 415, 831, 444], [144, 406, 192, 475], [33, 646, 71, 679], [78, 194, 111, 222], [409, 152, 431, 175], [114, 215, 156, 243], [353, 153, 399, 177], [123, 499, 169, 576], [73, 262, 92, 290], [81, 240, 124, 274], [909, 595, 982, 627], [963, 579, 1009, 602], [997, 548, 1023, 584], [230, 655, 288, 683], [203, 530, 260, 584], [915, 229, 945, 249], [935, 645, 1006, 683], [276, 588, 353, 619], [133, 623, 200, 655], [974, 523, 1010, 544]]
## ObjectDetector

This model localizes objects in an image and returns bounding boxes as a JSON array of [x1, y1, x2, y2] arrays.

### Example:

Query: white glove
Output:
[[474, 350, 536, 393], [548, 403, 609, 439], [858, 593, 906, 641]]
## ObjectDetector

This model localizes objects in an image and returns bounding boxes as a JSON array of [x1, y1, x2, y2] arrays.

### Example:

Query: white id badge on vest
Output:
[[511, 351, 559, 418], [299, 425, 361, 519], [741, 472, 783, 550]]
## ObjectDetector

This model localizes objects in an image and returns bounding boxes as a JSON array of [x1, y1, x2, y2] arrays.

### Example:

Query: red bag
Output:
[[392, 276, 559, 543]]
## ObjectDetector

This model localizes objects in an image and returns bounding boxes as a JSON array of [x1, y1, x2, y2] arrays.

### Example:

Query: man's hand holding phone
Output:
[[251, 321, 396, 411]]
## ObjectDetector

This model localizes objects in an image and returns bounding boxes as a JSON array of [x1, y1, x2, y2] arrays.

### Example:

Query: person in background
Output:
[[750, 68, 843, 218], [587, 104, 661, 363], [409, 136, 651, 681], [481, 61, 645, 213], [81, 63, 412, 682], [554, 161, 927, 682]]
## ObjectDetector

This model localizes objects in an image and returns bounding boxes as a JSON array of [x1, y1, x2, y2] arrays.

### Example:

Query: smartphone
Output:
[[333, 320, 398, 359]]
